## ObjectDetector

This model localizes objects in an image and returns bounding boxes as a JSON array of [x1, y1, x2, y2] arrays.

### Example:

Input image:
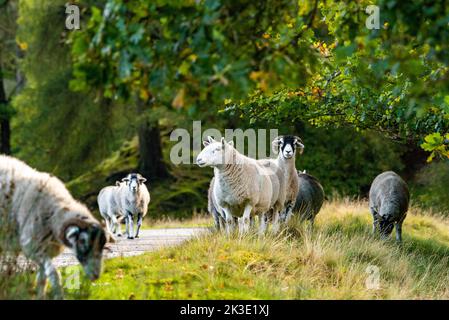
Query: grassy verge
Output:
[[64, 199, 449, 300]]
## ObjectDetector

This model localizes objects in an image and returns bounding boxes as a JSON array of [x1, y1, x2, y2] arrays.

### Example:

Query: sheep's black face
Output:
[[122, 173, 147, 193], [273, 135, 304, 159], [66, 224, 107, 280], [378, 219, 394, 238]]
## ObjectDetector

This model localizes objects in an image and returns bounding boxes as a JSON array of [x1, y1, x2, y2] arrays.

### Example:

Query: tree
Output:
[[0, 0, 21, 155]]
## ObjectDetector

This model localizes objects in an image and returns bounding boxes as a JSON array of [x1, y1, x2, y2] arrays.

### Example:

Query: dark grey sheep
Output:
[[292, 171, 325, 225], [369, 171, 409, 242]]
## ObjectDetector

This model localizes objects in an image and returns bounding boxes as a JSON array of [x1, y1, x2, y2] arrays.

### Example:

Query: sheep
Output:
[[197, 136, 274, 234], [208, 177, 226, 230], [0, 155, 108, 299], [270, 136, 304, 227], [207, 177, 239, 231], [119, 173, 150, 239], [369, 171, 409, 242], [292, 171, 325, 226], [98, 181, 126, 237]]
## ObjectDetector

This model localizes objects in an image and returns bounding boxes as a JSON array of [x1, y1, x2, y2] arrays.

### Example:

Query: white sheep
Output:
[[98, 181, 125, 237], [197, 136, 274, 234], [0, 155, 108, 299], [118, 173, 150, 239]]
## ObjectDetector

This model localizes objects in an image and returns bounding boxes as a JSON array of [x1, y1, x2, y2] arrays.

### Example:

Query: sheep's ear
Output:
[[272, 136, 282, 154], [65, 226, 80, 247], [139, 177, 147, 184], [221, 137, 225, 146], [227, 140, 234, 147], [203, 136, 214, 147], [115, 181, 121, 186], [294, 137, 305, 154]]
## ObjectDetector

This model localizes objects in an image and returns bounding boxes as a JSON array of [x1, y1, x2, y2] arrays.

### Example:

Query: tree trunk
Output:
[[0, 65, 11, 155], [136, 98, 170, 180]]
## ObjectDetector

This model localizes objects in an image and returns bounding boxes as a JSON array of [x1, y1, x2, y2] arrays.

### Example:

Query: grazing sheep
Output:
[[0, 155, 108, 299], [369, 171, 410, 242], [119, 173, 150, 239], [292, 171, 325, 225], [97, 181, 125, 237], [197, 136, 273, 234], [271, 136, 304, 226]]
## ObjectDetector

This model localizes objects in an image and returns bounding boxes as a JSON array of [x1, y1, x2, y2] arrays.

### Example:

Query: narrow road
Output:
[[53, 228, 208, 268]]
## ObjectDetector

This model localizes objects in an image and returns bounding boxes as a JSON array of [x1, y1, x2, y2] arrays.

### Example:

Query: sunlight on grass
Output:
[[65, 199, 449, 300]]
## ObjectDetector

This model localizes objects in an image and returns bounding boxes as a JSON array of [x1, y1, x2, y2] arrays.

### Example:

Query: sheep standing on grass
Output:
[[271, 136, 304, 227], [0, 155, 108, 299], [197, 136, 273, 234], [119, 173, 150, 239], [369, 171, 409, 242], [292, 171, 324, 226]]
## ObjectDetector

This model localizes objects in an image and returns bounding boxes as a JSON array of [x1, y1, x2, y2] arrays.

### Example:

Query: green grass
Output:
[[64, 199, 449, 300]]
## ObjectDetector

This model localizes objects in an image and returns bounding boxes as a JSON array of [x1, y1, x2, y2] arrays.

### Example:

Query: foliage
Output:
[[296, 125, 405, 195], [225, 0, 449, 157], [13, 0, 131, 179], [412, 160, 449, 214], [66, 200, 449, 299]]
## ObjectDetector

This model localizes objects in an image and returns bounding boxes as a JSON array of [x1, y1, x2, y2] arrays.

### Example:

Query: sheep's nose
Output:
[[197, 157, 205, 165]]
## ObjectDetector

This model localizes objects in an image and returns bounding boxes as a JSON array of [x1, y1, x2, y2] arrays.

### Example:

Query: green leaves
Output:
[[421, 132, 449, 162]]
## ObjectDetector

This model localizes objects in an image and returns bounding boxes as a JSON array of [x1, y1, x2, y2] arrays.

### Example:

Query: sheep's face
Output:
[[122, 173, 147, 193], [378, 218, 395, 238], [272, 135, 304, 159], [197, 136, 234, 167], [65, 224, 107, 281]]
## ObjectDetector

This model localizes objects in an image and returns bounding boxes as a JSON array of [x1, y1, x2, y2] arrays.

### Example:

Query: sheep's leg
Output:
[[259, 212, 268, 235], [370, 208, 379, 234], [127, 214, 134, 239], [44, 259, 63, 300], [116, 215, 123, 237], [135, 213, 143, 238], [284, 203, 294, 224], [36, 264, 47, 299], [125, 215, 130, 238], [271, 211, 281, 234], [395, 214, 406, 243], [240, 204, 252, 234], [222, 208, 234, 235], [112, 215, 122, 237]]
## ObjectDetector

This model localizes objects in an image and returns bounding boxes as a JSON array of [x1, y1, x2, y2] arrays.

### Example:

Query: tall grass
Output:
[[0, 207, 35, 299], [77, 199, 449, 299]]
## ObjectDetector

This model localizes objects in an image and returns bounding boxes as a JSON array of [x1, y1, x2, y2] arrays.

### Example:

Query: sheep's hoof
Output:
[[135, 235, 139, 239], [127, 236, 134, 240]]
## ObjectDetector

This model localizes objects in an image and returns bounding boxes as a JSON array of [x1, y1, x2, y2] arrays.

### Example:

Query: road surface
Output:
[[53, 228, 208, 267]]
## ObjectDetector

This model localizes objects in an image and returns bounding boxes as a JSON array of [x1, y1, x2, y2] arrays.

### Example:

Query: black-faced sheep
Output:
[[0, 155, 108, 299]]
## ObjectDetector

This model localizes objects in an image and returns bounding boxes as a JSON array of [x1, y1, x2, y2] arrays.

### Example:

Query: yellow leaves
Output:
[[172, 88, 186, 109], [139, 88, 150, 101], [313, 41, 330, 57], [249, 70, 269, 91], [262, 33, 270, 39], [17, 41, 28, 51]]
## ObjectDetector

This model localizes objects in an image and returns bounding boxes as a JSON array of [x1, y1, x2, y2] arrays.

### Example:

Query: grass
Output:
[[63, 198, 449, 300]]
